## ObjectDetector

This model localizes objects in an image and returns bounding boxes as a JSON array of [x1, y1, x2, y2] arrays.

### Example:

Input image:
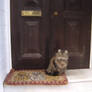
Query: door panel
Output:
[[64, 12, 91, 68], [49, 0, 91, 69], [20, 20, 41, 59], [65, 0, 82, 10]]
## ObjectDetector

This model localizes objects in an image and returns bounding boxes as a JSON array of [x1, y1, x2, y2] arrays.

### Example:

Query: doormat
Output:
[[4, 69, 68, 85]]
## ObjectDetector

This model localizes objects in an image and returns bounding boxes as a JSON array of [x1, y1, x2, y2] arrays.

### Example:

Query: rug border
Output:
[[4, 69, 68, 85]]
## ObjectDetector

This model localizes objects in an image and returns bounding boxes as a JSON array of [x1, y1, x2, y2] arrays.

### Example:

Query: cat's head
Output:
[[55, 49, 69, 61]]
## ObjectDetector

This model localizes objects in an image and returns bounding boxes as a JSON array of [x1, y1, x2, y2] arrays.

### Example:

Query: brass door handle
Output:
[[53, 11, 59, 16]]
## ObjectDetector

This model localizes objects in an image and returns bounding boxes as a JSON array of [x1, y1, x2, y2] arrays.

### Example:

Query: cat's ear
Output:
[[64, 50, 68, 54], [63, 50, 69, 60], [63, 50, 69, 57], [58, 49, 62, 53]]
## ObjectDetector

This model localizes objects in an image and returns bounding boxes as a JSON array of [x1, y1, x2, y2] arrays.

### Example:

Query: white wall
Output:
[[0, 0, 7, 84], [0, 0, 9, 92], [0, 0, 11, 86]]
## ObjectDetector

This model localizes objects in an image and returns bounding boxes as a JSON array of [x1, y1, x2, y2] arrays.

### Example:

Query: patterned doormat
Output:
[[4, 69, 68, 85]]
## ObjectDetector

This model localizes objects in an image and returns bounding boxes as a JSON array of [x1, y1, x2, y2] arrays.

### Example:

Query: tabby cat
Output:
[[46, 49, 69, 76]]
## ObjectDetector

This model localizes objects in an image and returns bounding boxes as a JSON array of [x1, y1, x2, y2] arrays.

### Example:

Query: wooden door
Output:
[[11, 0, 50, 69], [49, 0, 91, 69], [11, 0, 91, 69]]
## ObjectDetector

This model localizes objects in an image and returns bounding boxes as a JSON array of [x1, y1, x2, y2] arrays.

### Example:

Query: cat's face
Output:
[[55, 50, 69, 72], [55, 50, 69, 61]]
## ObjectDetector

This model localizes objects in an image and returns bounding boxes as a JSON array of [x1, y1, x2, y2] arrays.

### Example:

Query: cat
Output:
[[46, 49, 69, 76]]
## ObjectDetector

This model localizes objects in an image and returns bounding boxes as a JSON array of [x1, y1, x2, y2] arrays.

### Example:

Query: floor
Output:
[[3, 82, 92, 92], [2, 69, 92, 92]]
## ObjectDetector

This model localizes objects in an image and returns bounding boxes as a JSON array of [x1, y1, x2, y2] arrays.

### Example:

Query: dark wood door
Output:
[[11, 0, 50, 69], [49, 0, 91, 69], [11, 0, 91, 69]]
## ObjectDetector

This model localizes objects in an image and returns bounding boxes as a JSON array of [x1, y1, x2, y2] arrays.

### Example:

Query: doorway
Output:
[[11, 0, 91, 69]]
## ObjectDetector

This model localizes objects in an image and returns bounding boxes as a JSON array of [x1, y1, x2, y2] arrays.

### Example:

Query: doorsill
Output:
[[66, 69, 92, 83], [4, 69, 92, 85]]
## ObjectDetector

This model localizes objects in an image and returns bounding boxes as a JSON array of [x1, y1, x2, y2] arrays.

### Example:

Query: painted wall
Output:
[[0, 0, 11, 85], [0, 0, 7, 85]]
